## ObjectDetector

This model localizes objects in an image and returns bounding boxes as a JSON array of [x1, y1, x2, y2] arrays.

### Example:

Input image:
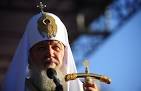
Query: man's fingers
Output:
[[83, 82, 95, 88], [83, 82, 99, 91]]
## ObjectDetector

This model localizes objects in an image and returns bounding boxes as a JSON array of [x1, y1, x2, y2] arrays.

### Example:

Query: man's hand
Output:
[[83, 82, 99, 91]]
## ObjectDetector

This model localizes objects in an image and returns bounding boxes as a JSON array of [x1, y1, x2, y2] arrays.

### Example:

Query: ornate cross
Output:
[[65, 59, 111, 84], [37, 2, 46, 13], [83, 59, 89, 74]]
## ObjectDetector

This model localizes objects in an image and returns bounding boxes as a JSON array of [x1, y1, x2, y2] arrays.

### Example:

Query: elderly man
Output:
[[2, 7, 99, 91]]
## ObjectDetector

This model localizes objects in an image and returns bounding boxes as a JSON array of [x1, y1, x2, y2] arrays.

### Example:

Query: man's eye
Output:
[[37, 47, 46, 51], [53, 45, 61, 51]]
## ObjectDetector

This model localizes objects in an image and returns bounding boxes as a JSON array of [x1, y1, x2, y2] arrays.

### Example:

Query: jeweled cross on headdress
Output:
[[37, 1, 57, 38], [37, 2, 46, 13]]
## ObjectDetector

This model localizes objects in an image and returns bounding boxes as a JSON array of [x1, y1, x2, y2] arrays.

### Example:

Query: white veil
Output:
[[2, 12, 83, 91]]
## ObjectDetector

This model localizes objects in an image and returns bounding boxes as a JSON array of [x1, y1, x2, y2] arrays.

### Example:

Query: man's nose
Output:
[[47, 46, 54, 56]]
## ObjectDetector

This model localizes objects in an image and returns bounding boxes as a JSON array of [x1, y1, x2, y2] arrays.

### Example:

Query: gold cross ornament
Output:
[[37, 2, 46, 13], [83, 59, 89, 74]]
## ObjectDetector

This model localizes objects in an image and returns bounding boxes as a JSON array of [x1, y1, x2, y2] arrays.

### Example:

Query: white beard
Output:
[[29, 66, 67, 91]]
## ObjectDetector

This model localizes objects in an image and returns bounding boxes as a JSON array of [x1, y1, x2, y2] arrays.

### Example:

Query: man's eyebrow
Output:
[[53, 41, 65, 47], [54, 41, 62, 46]]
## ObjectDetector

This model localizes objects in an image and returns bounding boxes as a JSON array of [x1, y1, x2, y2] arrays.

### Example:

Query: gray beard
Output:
[[29, 67, 67, 91]]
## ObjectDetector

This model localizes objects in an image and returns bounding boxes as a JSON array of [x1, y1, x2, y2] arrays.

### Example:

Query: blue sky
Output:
[[75, 10, 141, 91]]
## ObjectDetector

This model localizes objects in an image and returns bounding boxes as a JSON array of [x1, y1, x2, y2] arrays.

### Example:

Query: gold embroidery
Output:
[[38, 13, 57, 38]]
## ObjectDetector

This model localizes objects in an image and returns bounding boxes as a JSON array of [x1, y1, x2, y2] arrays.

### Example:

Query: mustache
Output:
[[43, 57, 59, 64]]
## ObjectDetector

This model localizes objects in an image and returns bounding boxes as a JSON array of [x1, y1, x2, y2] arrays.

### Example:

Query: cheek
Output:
[[31, 53, 39, 60], [30, 53, 43, 64], [57, 52, 65, 62]]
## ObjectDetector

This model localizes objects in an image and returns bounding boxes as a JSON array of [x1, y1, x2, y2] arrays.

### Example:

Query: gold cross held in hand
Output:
[[83, 59, 89, 74]]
